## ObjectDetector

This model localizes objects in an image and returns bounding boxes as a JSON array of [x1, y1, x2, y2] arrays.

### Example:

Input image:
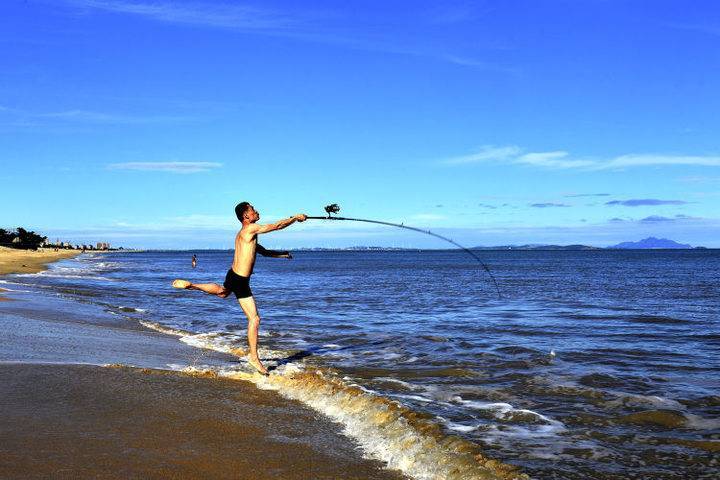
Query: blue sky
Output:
[[2, 0, 719, 249]]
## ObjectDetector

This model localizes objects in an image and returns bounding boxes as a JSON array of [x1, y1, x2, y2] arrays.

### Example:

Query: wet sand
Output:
[[0, 246, 81, 275], [0, 276, 405, 479], [0, 287, 11, 301], [0, 364, 404, 480]]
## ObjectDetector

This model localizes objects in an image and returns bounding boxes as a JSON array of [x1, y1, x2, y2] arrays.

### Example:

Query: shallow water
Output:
[[5, 249, 719, 479]]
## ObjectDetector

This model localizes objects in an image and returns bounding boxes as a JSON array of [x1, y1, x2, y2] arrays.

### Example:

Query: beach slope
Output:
[[0, 264, 404, 479], [0, 246, 81, 275]]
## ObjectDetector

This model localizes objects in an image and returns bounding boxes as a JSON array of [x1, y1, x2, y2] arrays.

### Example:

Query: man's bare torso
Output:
[[232, 227, 257, 277]]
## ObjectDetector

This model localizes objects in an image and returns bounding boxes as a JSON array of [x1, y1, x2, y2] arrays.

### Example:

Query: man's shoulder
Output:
[[238, 224, 259, 238]]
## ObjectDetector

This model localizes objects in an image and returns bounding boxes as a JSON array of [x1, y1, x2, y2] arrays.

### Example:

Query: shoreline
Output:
[[0, 281, 405, 480], [0, 252, 528, 480], [0, 246, 81, 276]]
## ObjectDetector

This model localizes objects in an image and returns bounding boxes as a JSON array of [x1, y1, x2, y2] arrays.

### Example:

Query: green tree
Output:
[[15, 227, 47, 250], [0, 228, 16, 245]]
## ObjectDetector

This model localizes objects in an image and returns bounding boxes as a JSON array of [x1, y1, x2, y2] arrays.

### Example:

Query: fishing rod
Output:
[[306, 204, 502, 299]]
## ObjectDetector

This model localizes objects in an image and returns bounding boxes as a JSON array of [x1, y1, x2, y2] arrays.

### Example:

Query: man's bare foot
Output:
[[172, 279, 192, 289], [248, 356, 268, 375]]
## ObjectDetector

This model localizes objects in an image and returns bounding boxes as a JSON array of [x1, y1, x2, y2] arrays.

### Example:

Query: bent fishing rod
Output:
[[306, 204, 502, 299]]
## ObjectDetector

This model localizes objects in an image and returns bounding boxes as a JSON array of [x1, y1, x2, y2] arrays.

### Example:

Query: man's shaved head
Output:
[[235, 202, 251, 222]]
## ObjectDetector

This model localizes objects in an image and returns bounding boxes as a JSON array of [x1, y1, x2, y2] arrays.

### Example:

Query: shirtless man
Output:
[[172, 202, 307, 374]]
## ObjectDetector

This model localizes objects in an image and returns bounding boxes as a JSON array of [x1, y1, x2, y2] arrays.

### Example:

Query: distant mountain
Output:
[[608, 237, 693, 249]]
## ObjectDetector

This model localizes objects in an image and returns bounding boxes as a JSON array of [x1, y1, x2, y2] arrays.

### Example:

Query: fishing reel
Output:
[[324, 203, 341, 217]]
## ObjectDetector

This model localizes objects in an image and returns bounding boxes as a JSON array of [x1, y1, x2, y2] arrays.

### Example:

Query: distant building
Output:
[[96, 242, 110, 250]]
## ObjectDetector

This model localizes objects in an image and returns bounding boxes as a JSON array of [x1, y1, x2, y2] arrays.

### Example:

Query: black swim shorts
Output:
[[223, 269, 252, 299]]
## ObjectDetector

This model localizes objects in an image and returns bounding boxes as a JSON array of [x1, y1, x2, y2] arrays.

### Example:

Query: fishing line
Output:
[[307, 204, 502, 299]]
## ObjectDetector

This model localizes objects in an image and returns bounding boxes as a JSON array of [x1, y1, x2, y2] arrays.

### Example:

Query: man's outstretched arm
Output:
[[257, 244, 292, 259], [253, 214, 307, 234]]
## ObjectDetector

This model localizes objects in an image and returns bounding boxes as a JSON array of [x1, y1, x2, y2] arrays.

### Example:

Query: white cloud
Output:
[[0, 105, 197, 127], [66, 0, 301, 31], [440, 146, 720, 170], [59, 1, 512, 72], [37, 109, 194, 124], [441, 145, 522, 165], [602, 154, 720, 169], [516, 151, 595, 169], [107, 162, 222, 173]]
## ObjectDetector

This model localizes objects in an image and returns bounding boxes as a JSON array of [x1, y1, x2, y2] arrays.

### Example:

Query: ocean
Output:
[[3, 249, 718, 479]]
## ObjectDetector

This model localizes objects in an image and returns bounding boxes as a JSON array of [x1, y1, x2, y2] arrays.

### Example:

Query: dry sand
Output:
[[0, 246, 81, 275]]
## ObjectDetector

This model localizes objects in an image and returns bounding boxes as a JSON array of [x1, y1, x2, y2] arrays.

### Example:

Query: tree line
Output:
[[0, 228, 47, 250]]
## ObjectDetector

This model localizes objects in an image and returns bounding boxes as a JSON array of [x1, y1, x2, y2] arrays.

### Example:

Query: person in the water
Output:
[[191, 254, 197, 268], [173, 202, 307, 374]]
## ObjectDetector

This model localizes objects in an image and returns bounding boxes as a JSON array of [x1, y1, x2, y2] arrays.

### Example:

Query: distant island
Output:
[[296, 237, 705, 251], [475, 237, 700, 250], [607, 237, 696, 249], [481, 237, 703, 250]]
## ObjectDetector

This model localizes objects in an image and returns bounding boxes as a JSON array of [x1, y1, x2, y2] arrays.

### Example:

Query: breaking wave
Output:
[[137, 321, 527, 480]]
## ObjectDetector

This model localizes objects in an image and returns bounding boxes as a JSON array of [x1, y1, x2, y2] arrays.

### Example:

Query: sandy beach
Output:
[[0, 246, 81, 275], [0, 256, 405, 480], [0, 364, 405, 480]]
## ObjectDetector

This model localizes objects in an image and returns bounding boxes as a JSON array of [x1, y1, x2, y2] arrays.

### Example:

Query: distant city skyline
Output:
[[2, 1, 719, 248]]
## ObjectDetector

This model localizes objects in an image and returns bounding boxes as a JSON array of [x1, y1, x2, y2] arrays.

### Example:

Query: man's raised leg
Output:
[[237, 296, 268, 375], [172, 279, 229, 298]]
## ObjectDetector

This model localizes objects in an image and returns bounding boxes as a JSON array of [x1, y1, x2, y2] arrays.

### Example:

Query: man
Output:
[[173, 202, 307, 374]]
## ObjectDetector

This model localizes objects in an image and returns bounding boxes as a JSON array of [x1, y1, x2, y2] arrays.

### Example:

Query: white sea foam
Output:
[[177, 363, 526, 480], [118, 306, 147, 313], [15, 271, 115, 281], [446, 422, 479, 433], [452, 396, 566, 431], [391, 393, 435, 403], [139, 320, 193, 337], [685, 413, 720, 430], [373, 377, 422, 391], [605, 393, 685, 410], [139, 323, 527, 480]]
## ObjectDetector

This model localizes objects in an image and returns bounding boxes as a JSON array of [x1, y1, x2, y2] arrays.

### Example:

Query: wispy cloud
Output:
[[441, 145, 522, 165], [665, 22, 720, 37], [58, 1, 512, 71], [605, 199, 688, 207], [678, 175, 720, 184], [608, 214, 698, 224], [0, 105, 197, 127], [529, 202, 570, 208], [440, 145, 720, 170], [564, 193, 611, 198], [639, 214, 697, 223], [441, 146, 593, 168], [66, 0, 304, 31], [602, 154, 720, 169], [441, 55, 519, 73], [108, 162, 222, 173], [640, 215, 675, 223], [517, 151, 595, 169], [425, 4, 486, 25], [36, 109, 195, 124]]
